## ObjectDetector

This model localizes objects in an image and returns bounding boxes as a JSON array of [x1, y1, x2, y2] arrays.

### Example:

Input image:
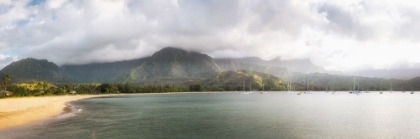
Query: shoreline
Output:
[[0, 92, 222, 130], [0, 91, 242, 130], [0, 94, 123, 130]]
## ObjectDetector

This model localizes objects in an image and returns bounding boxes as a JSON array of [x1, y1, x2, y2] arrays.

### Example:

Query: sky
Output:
[[0, 0, 420, 72]]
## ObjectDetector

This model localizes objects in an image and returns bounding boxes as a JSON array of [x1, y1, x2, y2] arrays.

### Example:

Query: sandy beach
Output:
[[0, 92, 224, 130], [0, 95, 119, 130]]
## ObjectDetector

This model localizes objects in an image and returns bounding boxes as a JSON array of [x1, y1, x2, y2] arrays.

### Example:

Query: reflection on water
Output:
[[1, 92, 420, 139]]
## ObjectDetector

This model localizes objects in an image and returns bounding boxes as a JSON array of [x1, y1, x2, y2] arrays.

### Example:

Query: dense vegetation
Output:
[[0, 58, 70, 83], [2, 81, 191, 97]]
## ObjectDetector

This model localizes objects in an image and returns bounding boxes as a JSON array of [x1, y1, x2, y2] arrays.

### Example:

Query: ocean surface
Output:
[[2, 91, 420, 139]]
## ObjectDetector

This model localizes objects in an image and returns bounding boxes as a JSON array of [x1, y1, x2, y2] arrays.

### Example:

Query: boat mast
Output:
[[391, 83, 393, 91], [353, 77, 355, 91], [263, 83, 264, 91], [243, 81, 245, 91], [290, 82, 292, 91], [307, 79, 309, 91], [250, 83, 252, 91]]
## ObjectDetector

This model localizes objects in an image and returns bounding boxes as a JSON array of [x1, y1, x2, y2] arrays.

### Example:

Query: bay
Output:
[[2, 92, 420, 139]]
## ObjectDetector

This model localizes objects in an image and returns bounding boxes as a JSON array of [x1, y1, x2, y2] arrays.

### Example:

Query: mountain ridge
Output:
[[0, 58, 70, 83], [2, 47, 420, 91]]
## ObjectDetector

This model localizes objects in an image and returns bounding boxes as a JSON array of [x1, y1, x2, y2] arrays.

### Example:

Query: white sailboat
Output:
[[349, 77, 361, 95], [304, 79, 313, 94], [349, 77, 354, 94], [402, 86, 405, 93], [287, 82, 294, 93], [380, 87, 383, 94], [241, 81, 249, 94], [380, 80, 383, 94], [261, 83, 267, 94], [350, 77, 355, 94], [249, 84, 254, 94]]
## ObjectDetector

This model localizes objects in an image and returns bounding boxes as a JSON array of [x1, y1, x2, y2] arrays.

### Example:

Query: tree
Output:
[[2, 74, 11, 91], [124, 82, 132, 93], [42, 81, 49, 91], [189, 84, 201, 91], [64, 84, 72, 93]]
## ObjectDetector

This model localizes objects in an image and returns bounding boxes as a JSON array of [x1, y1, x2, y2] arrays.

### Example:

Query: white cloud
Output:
[[45, 0, 66, 9], [0, 54, 17, 69], [1, 0, 420, 72]]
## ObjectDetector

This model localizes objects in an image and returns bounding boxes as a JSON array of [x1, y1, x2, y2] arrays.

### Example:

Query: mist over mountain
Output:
[[201, 70, 287, 91], [349, 69, 420, 79], [61, 47, 289, 83], [219, 56, 327, 74], [1, 47, 420, 91], [60, 58, 147, 83]]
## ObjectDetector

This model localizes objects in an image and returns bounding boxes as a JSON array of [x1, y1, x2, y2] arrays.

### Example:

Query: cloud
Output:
[[1, 0, 420, 72], [0, 54, 17, 69]]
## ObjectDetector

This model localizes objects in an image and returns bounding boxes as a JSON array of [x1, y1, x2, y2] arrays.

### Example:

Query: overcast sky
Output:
[[0, 0, 420, 72]]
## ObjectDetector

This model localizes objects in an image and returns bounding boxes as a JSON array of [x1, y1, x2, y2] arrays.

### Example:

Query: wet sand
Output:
[[0, 95, 119, 130]]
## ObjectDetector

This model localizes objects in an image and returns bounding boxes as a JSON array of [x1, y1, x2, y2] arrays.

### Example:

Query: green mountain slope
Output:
[[220, 56, 327, 74], [201, 70, 287, 91], [61, 58, 146, 82], [111, 47, 223, 83], [0, 58, 70, 83]]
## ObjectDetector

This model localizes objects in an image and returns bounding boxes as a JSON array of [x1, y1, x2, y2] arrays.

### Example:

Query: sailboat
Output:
[[249, 84, 254, 94], [261, 83, 267, 94], [365, 87, 370, 93], [287, 82, 294, 93], [304, 79, 313, 94], [349, 77, 355, 94], [380, 79, 383, 94], [402, 86, 405, 93], [411, 88, 415, 94], [241, 81, 249, 94], [349, 77, 361, 95], [325, 86, 329, 93]]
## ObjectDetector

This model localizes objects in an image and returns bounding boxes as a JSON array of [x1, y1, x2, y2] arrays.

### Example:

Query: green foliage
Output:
[[2, 74, 11, 91], [189, 84, 201, 91], [54, 88, 65, 95]]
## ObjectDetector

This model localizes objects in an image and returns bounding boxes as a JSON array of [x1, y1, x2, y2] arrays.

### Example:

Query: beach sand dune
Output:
[[0, 95, 114, 130]]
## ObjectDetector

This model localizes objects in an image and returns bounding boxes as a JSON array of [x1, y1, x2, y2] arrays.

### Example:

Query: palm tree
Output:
[[2, 74, 11, 91]]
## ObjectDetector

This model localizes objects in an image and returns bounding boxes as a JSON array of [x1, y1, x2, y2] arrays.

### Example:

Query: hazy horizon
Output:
[[1, 0, 420, 73]]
